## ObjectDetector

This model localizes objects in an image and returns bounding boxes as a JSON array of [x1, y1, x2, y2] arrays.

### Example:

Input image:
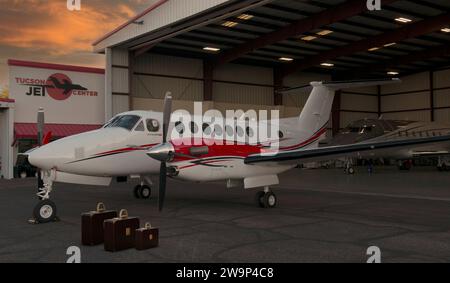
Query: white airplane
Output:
[[26, 78, 450, 223]]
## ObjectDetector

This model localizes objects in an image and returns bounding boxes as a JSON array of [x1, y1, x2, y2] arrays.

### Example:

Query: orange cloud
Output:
[[0, 0, 138, 55]]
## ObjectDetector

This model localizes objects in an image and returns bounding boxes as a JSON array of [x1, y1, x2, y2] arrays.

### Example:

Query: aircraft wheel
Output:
[[255, 191, 265, 208], [348, 167, 355, 175], [33, 200, 57, 224], [262, 192, 277, 208], [139, 185, 152, 199], [133, 185, 142, 199]]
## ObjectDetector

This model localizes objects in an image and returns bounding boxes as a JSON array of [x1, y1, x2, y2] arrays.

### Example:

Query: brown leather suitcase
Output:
[[135, 223, 159, 250], [104, 209, 140, 252], [81, 203, 117, 246]]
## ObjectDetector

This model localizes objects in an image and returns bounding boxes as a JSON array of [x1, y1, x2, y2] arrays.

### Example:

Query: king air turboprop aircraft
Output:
[[26, 78, 450, 223]]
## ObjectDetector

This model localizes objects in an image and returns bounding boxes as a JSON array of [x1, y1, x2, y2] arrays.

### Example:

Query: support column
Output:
[[430, 71, 435, 122], [203, 60, 213, 101], [274, 68, 284, 106], [128, 51, 135, 111], [332, 90, 341, 136], [377, 85, 382, 118], [104, 47, 113, 121]]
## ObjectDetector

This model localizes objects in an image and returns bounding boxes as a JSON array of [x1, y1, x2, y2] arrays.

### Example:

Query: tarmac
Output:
[[1, 166, 450, 263]]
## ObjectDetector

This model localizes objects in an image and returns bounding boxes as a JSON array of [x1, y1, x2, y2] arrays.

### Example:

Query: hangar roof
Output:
[[94, 0, 450, 78]]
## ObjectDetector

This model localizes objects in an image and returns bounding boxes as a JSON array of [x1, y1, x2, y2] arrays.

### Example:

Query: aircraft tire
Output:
[[133, 185, 142, 199], [33, 200, 57, 223], [139, 185, 152, 199], [348, 167, 355, 175], [263, 192, 277, 208], [255, 191, 265, 208]]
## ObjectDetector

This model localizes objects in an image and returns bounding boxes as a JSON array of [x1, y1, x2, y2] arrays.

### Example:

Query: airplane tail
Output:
[[282, 78, 400, 149]]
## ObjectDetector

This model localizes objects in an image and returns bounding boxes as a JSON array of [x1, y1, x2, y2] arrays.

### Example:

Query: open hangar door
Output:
[[0, 98, 15, 179]]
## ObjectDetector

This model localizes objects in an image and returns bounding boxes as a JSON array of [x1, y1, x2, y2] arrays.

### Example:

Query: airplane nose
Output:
[[28, 146, 58, 170]]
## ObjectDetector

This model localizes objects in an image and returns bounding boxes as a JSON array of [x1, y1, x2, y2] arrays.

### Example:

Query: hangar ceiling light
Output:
[[395, 17, 412, 23], [222, 21, 238, 28], [316, 30, 333, 36], [203, 47, 221, 52], [368, 47, 380, 51], [320, 63, 334, 67], [441, 28, 450, 33], [237, 14, 254, 20], [387, 71, 399, 75], [384, 42, 397, 47], [279, 57, 294, 62], [301, 35, 317, 41]]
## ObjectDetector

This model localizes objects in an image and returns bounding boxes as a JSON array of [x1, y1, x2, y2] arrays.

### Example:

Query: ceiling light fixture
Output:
[[222, 21, 238, 28], [395, 17, 412, 23], [368, 47, 380, 51], [321, 63, 334, 67], [384, 42, 397, 47], [301, 35, 317, 41], [441, 28, 450, 33], [203, 47, 220, 52], [387, 71, 399, 75], [279, 57, 294, 62], [316, 30, 333, 36], [238, 14, 254, 20]]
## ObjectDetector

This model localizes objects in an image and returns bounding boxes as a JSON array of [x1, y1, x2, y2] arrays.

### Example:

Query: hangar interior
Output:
[[95, 0, 450, 136]]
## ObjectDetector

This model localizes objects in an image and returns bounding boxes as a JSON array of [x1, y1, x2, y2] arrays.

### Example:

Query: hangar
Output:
[[93, 0, 450, 137]]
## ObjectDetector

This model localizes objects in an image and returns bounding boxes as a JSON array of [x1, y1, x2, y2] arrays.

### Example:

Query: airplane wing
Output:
[[245, 135, 450, 165]]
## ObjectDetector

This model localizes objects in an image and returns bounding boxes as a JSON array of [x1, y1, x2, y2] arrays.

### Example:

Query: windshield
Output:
[[105, 115, 141, 131]]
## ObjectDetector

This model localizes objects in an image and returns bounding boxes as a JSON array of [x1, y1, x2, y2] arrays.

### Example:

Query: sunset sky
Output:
[[0, 0, 157, 86]]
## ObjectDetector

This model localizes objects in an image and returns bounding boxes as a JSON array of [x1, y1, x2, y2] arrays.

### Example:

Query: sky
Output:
[[0, 0, 158, 87]]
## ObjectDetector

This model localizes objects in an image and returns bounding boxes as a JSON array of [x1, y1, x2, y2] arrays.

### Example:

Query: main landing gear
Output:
[[31, 170, 59, 224], [255, 187, 277, 208], [133, 177, 153, 199]]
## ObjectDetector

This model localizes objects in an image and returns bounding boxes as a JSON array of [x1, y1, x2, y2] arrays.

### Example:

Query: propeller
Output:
[[147, 92, 173, 211]]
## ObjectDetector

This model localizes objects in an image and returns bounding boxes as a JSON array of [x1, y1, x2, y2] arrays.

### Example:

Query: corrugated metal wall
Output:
[[111, 48, 130, 116], [434, 69, 450, 124]]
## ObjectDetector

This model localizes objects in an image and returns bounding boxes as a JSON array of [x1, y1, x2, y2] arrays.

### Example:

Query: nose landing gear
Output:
[[30, 170, 59, 224], [133, 177, 153, 199]]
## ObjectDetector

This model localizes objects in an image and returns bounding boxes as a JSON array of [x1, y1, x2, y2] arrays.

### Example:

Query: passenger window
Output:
[[214, 125, 223, 136], [203, 123, 212, 135], [134, 121, 145, 132], [236, 126, 244, 137], [175, 121, 185, 135], [246, 126, 254, 138], [146, 119, 160, 132], [225, 125, 234, 137], [190, 122, 198, 134]]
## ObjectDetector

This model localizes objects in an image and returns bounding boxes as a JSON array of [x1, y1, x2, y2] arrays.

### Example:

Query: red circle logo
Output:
[[45, 73, 73, 101]]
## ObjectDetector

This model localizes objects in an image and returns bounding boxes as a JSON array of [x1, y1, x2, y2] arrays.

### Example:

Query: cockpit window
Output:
[[103, 116, 120, 128], [146, 119, 160, 132], [105, 115, 141, 131], [134, 121, 145, 132]]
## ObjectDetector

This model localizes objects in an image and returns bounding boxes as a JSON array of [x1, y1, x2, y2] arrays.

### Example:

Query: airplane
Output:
[[320, 118, 450, 173], [24, 78, 450, 224], [47, 76, 87, 95]]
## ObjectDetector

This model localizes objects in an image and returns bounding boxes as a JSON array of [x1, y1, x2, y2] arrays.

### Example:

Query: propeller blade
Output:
[[159, 162, 167, 211], [162, 92, 172, 143], [37, 108, 44, 146]]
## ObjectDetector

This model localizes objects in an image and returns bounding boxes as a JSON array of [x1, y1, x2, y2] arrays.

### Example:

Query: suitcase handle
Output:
[[96, 202, 106, 212], [145, 222, 152, 229], [119, 209, 128, 219]]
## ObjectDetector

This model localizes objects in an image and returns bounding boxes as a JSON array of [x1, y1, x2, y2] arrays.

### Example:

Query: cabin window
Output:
[[246, 126, 254, 138], [279, 131, 284, 139], [105, 115, 140, 131], [236, 126, 244, 137], [225, 125, 234, 137], [175, 121, 185, 135], [134, 121, 145, 132], [214, 125, 223, 136], [146, 119, 160, 132], [203, 123, 212, 135]]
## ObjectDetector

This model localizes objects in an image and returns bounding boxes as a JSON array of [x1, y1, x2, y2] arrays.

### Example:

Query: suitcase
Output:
[[81, 203, 117, 246], [135, 223, 159, 250], [104, 209, 140, 252]]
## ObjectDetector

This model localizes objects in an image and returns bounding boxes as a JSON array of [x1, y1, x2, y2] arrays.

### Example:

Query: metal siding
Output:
[[434, 69, 450, 88], [434, 89, 450, 108], [213, 82, 273, 105], [112, 95, 130, 116], [341, 94, 378, 112], [112, 68, 129, 94], [340, 112, 378, 128], [94, 0, 231, 51], [381, 92, 430, 112], [435, 109, 450, 124], [214, 64, 273, 85], [381, 72, 429, 94], [134, 54, 203, 78], [133, 75, 203, 101], [383, 111, 431, 122], [112, 48, 129, 67]]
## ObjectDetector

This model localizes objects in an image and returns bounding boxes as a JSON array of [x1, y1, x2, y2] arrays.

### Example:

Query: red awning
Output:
[[14, 123, 102, 140]]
